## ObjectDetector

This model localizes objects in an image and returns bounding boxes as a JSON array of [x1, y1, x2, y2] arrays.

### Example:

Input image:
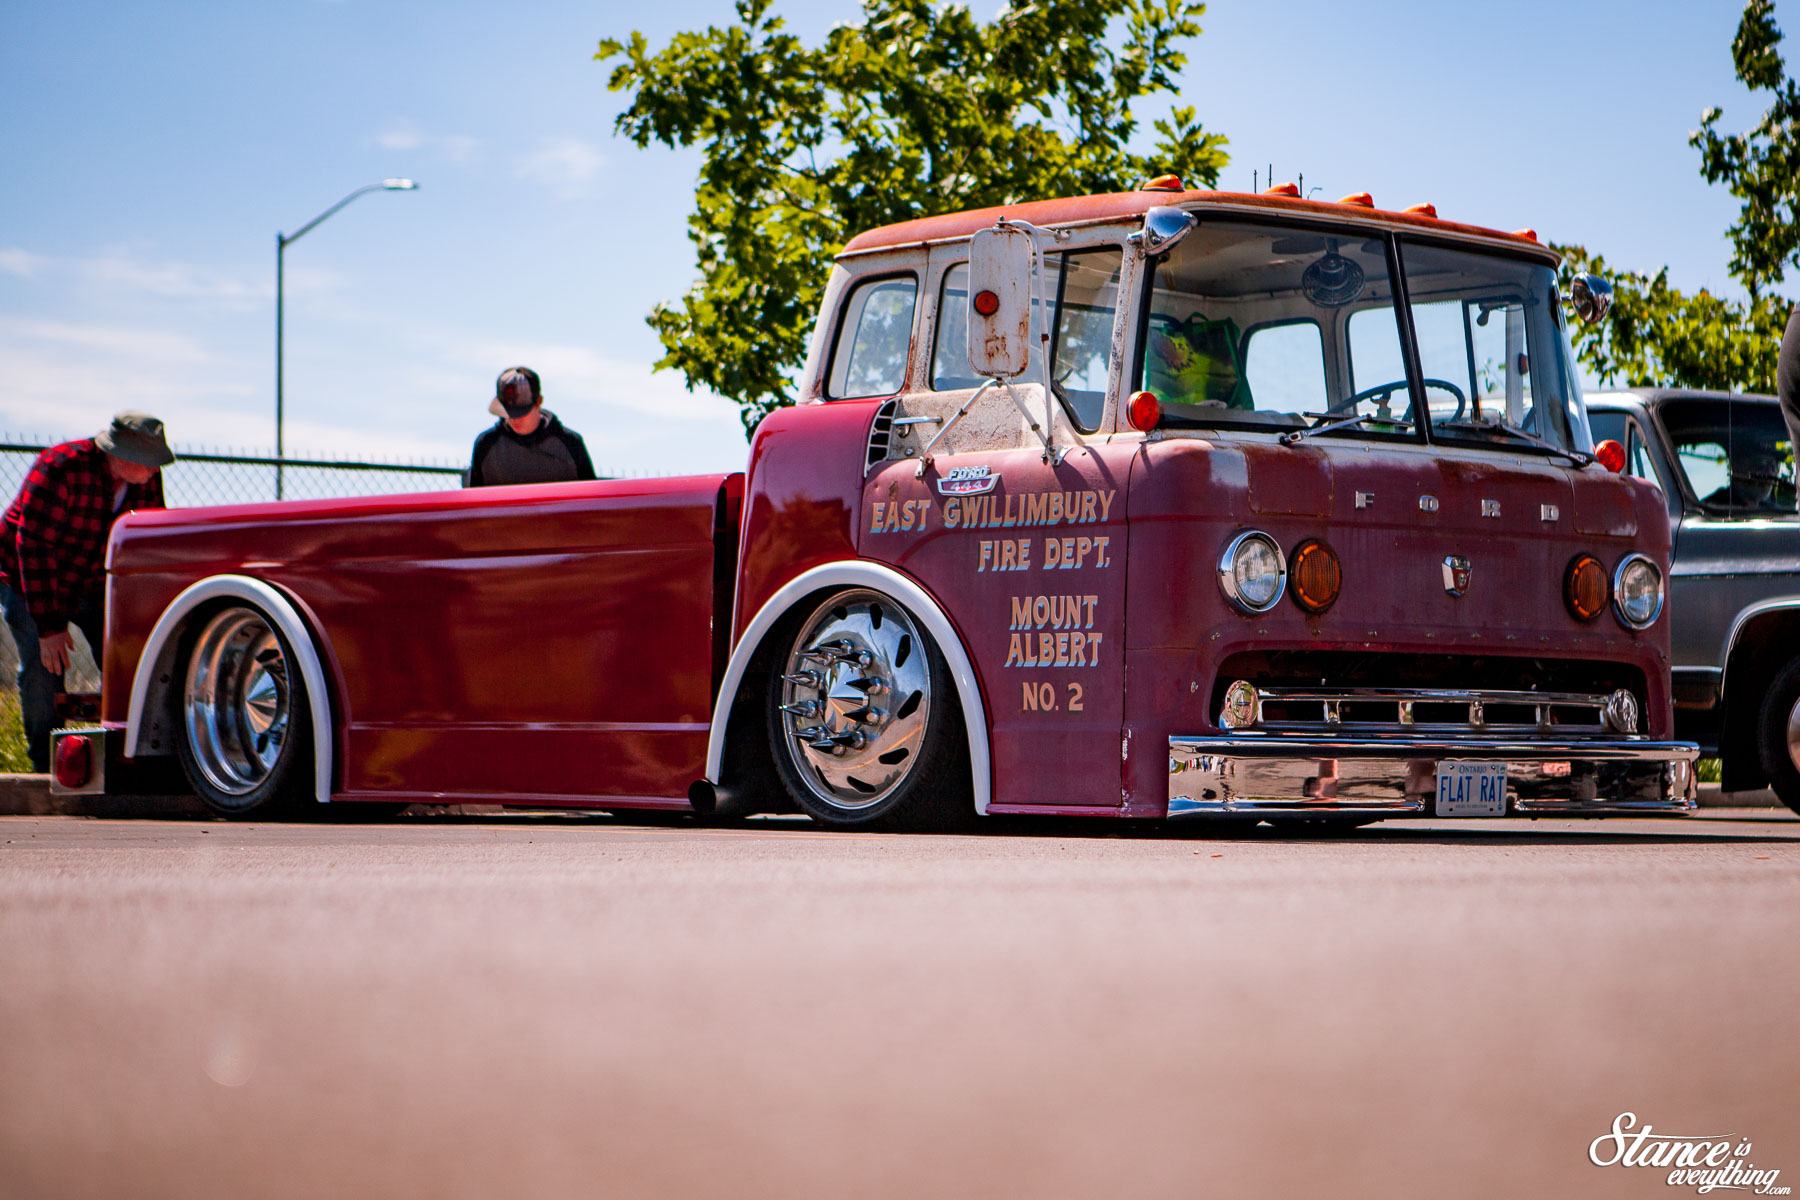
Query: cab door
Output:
[[857, 239, 1133, 813]]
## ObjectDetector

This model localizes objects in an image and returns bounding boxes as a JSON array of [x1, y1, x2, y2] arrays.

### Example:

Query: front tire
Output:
[[1757, 656, 1800, 815], [176, 606, 313, 819], [766, 590, 970, 830]]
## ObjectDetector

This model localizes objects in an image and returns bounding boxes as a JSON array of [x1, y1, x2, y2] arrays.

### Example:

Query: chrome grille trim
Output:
[[1235, 686, 1619, 737]]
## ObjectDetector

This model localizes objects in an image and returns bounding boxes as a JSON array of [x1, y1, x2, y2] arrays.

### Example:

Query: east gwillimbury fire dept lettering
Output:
[[867, 487, 1117, 535], [943, 488, 1116, 530]]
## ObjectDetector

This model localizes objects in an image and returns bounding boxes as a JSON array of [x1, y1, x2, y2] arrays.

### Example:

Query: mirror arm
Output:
[[915, 378, 1057, 477], [994, 218, 1069, 466]]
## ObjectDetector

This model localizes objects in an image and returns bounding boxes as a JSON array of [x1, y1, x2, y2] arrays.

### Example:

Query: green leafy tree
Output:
[[1562, 0, 1797, 395], [1693, 0, 1800, 297], [598, 0, 1228, 434], [1553, 244, 1788, 393]]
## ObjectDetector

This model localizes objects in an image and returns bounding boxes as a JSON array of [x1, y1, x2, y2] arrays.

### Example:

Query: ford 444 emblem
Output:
[[937, 465, 998, 496], [1442, 554, 1472, 597]]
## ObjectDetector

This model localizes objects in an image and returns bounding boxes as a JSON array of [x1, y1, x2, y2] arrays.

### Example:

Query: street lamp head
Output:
[[382, 179, 419, 190]]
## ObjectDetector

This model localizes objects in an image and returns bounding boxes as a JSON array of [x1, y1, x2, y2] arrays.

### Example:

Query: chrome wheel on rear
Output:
[[1788, 694, 1800, 774], [183, 607, 294, 800], [776, 590, 934, 812]]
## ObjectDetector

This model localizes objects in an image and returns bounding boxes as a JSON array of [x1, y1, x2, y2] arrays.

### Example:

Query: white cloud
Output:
[[438, 135, 480, 165], [85, 256, 265, 305], [371, 121, 481, 164], [375, 124, 424, 151], [515, 137, 604, 199], [0, 317, 253, 447], [0, 312, 748, 480], [0, 247, 266, 308], [0, 249, 48, 278]]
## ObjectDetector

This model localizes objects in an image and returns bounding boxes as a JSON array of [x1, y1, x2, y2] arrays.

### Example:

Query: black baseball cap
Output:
[[488, 366, 542, 419]]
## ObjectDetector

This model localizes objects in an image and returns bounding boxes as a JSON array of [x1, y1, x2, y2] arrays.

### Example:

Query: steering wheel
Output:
[[1342, 378, 1467, 422]]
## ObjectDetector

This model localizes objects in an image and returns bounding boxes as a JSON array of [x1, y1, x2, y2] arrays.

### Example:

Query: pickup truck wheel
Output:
[[1758, 657, 1800, 815], [176, 606, 312, 819], [767, 589, 970, 830]]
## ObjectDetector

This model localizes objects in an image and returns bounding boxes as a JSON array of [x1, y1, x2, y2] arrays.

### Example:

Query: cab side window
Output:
[[828, 275, 917, 399], [930, 249, 1122, 432]]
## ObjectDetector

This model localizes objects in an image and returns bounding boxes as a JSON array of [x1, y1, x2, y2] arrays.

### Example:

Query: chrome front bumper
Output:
[[1167, 735, 1698, 818]]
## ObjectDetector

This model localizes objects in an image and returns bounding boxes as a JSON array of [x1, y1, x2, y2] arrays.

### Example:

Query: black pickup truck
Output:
[[1587, 389, 1800, 811]]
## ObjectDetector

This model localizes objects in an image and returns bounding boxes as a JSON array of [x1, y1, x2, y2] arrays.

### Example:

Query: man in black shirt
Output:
[[467, 366, 598, 487]]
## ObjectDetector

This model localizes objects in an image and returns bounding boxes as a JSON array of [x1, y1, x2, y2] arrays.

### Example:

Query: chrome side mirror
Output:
[[1567, 273, 1613, 325], [1128, 205, 1196, 258]]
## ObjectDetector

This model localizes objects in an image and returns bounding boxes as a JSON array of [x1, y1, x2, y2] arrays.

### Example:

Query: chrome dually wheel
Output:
[[179, 606, 310, 816], [768, 589, 968, 827]]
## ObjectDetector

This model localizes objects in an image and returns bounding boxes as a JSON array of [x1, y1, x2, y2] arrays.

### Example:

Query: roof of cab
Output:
[[838, 187, 1558, 261]]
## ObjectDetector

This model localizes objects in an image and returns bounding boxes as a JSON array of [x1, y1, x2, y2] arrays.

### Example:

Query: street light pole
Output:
[[274, 179, 419, 500]]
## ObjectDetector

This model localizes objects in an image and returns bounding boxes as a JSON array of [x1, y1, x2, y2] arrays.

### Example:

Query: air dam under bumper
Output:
[[1167, 736, 1698, 818]]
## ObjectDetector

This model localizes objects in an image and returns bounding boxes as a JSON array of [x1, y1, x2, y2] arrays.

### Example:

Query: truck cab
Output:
[[58, 183, 1696, 827], [757, 183, 1692, 822]]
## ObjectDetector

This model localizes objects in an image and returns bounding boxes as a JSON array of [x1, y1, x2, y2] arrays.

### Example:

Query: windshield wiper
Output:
[[1435, 419, 1594, 467], [1279, 411, 1413, 447]]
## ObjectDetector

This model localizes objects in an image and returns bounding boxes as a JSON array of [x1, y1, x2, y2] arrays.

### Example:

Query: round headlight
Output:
[[1612, 554, 1664, 629], [1565, 554, 1608, 622], [1218, 531, 1286, 614]]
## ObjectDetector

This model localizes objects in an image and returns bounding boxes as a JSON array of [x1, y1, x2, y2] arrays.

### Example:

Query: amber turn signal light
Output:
[[1289, 539, 1343, 614], [1593, 439, 1627, 473], [1127, 390, 1162, 432], [1565, 554, 1609, 622]]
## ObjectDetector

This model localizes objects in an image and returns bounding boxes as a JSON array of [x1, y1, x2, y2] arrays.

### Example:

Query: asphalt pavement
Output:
[[1, 809, 1795, 1199]]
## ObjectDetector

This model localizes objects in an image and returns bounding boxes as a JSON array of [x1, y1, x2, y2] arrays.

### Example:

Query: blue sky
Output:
[[1, 0, 1790, 475]]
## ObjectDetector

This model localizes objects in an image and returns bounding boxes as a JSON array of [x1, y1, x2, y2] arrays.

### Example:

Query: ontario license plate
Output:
[[1435, 760, 1508, 816]]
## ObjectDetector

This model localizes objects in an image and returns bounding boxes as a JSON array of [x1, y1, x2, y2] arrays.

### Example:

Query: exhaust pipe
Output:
[[687, 779, 750, 819]]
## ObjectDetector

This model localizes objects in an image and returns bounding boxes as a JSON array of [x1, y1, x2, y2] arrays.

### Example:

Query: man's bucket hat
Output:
[[95, 411, 175, 469]]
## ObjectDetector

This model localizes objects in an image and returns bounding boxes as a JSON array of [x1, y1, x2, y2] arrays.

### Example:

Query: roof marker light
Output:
[[1142, 174, 1184, 191], [1264, 182, 1300, 197], [1338, 192, 1374, 207], [1404, 203, 1438, 218], [1513, 228, 1539, 242]]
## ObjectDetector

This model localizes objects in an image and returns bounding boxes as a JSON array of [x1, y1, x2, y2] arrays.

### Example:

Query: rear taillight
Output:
[[53, 734, 91, 789]]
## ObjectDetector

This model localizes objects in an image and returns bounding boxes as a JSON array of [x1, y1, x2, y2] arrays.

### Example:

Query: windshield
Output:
[[1136, 221, 1419, 438], [1658, 398, 1797, 515], [1397, 241, 1586, 453]]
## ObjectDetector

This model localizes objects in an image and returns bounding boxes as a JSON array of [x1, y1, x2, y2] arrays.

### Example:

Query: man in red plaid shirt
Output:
[[0, 412, 173, 771]]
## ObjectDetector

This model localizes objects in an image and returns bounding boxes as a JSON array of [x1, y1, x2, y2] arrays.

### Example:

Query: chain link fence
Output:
[[0, 439, 467, 696]]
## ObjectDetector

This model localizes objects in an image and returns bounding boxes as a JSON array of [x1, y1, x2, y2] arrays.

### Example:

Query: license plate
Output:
[[1435, 760, 1508, 816]]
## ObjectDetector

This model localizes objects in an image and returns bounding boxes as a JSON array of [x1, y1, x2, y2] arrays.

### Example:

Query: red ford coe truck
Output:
[[52, 181, 1698, 827]]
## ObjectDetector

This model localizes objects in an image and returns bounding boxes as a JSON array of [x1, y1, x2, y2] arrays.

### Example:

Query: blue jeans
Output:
[[0, 582, 103, 773]]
